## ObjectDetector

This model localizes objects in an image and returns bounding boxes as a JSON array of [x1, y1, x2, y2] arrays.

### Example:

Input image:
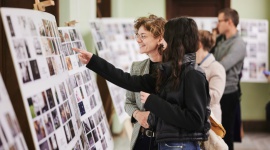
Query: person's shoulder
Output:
[[232, 35, 246, 51], [195, 65, 205, 75], [130, 58, 150, 72], [184, 67, 207, 83], [132, 58, 150, 67], [211, 60, 223, 66], [184, 64, 206, 78], [210, 61, 226, 73], [233, 34, 245, 43], [207, 56, 222, 68]]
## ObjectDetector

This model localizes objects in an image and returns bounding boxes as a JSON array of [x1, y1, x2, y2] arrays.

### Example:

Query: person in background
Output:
[[125, 14, 166, 150], [196, 30, 226, 123], [212, 8, 246, 150], [73, 17, 210, 150]]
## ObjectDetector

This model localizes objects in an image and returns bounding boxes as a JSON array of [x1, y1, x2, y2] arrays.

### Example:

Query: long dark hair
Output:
[[156, 17, 199, 92]]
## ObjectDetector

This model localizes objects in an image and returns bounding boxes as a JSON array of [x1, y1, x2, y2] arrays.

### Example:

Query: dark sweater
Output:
[[87, 54, 210, 142]]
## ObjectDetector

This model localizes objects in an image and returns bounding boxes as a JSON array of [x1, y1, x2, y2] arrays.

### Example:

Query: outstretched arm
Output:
[[73, 48, 156, 93]]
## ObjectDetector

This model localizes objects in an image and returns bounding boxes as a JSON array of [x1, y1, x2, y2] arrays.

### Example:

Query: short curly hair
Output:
[[134, 14, 167, 38], [199, 30, 215, 52]]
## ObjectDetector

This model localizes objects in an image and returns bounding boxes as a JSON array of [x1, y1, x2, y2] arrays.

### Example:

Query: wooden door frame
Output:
[[166, 0, 231, 19]]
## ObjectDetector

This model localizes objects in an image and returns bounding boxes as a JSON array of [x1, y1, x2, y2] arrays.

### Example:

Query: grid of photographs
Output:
[[89, 19, 148, 123], [58, 27, 114, 150], [0, 74, 28, 150], [0, 8, 87, 150], [58, 28, 86, 72], [8, 13, 65, 85], [239, 19, 268, 82], [193, 17, 269, 83]]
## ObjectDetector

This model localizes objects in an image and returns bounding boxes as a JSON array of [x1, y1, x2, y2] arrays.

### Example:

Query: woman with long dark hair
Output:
[[73, 17, 210, 150]]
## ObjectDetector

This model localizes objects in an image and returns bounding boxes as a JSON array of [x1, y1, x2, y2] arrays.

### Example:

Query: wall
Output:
[[59, 0, 96, 52], [232, 0, 270, 120], [111, 0, 165, 18], [268, 3, 270, 70]]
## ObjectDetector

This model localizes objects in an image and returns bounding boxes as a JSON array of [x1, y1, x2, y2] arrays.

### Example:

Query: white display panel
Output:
[[1, 8, 113, 150], [193, 17, 269, 83], [1, 7, 84, 149], [239, 19, 269, 82], [0, 73, 28, 150], [59, 27, 114, 150]]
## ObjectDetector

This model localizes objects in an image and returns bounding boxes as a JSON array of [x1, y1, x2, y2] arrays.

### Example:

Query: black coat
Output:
[[87, 53, 210, 142]]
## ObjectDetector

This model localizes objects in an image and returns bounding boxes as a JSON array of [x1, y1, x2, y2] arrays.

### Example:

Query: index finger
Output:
[[72, 48, 86, 54]]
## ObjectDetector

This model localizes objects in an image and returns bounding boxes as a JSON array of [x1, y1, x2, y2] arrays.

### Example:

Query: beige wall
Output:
[[59, 0, 96, 51], [232, 0, 270, 120]]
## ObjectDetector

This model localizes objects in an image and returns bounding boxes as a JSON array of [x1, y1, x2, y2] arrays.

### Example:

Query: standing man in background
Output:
[[212, 8, 246, 150]]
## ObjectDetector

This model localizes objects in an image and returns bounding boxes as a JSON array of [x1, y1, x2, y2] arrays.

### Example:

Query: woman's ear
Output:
[[159, 38, 167, 51], [198, 42, 203, 49]]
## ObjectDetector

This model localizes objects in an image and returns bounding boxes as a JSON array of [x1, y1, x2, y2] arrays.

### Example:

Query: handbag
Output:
[[204, 129, 228, 150], [203, 114, 228, 150], [209, 115, 226, 138]]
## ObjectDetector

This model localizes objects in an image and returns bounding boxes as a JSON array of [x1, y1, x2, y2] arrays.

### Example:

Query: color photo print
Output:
[[67, 69, 101, 116], [89, 20, 108, 52], [5, 11, 66, 85], [58, 27, 86, 72], [0, 74, 27, 150], [0, 8, 86, 149], [85, 109, 113, 150], [26, 80, 86, 149], [26, 82, 83, 149], [81, 84, 113, 150]]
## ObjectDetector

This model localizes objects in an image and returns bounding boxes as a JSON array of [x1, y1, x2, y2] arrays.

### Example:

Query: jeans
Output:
[[158, 141, 200, 150]]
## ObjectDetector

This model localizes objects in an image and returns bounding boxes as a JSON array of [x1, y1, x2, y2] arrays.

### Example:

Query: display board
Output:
[[89, 18, 148, 123], [58, 27, 113, 150], [1, 8, 113, 150], [0, 73, 28, 150], [238, 19, 268, 82], [193, 17, 269, 83]]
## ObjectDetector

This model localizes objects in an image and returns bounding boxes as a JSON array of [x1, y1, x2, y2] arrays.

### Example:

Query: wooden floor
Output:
[[113, 131, 270, 150], [234, 132, 270, 150]]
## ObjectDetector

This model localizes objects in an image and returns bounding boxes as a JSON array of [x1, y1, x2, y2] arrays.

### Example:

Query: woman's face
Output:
[[136, 26, 160, 55]]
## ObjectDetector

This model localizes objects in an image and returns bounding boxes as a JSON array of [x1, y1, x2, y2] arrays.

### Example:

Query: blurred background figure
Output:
[[196, 30, 226, 123], [211, 8, 246, 150]]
